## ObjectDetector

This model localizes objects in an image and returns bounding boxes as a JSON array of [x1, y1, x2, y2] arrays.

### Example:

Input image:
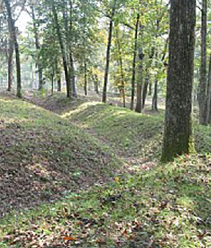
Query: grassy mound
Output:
[[1, 155, 211, 247], [1, 93, 211, 247], [24, 92, 87, 115], [62, 102, 163, 160], [62, 101, 211, 159], [0, 93, 119, 217]]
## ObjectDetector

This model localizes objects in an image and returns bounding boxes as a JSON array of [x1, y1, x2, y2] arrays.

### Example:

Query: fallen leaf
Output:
[[63, 236, 77, 241]]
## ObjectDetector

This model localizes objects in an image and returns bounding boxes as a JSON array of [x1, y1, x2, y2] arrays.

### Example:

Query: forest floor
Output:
[[0, 91, 211, 247], [0, 91, 120, 216]]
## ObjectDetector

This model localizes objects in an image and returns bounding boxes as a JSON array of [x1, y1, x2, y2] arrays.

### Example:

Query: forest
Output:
[[0, 0, 211, 247]]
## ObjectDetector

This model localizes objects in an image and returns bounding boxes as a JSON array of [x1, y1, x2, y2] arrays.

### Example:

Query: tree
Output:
[[206, 54, 211, 123], [135, 47, 144, 113], [198, 0, 208, 125], [7, 29, 14, 91], [0, 10, 13, 91], [30, 3, 43, 91], [161, 0, 196, 162], [52, 0, 71, 98], [4, 0, 22, 98], [130, 13, 139, 110], [102, 0, 117, 103]]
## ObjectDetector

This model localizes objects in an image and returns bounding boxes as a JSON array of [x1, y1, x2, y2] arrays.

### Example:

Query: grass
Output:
[[62, 102, 164, 160], [1, 155, 211, 247], [62, 101, 211, 160], [1, 92, 211, 247], [0, 93, 119, 218]]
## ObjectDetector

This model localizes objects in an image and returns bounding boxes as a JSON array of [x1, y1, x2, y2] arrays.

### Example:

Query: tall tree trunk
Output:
[[198, 0, 207, 125], [120, 62, 126, 108], [148, 82, 152, 96], [209, 101, 211, 123], [52, 0, 70, 98], [31, 6, 43, 90], [57, 78, 61, 92], [142, 48, 154, 108], [209, 98, 211, 123], [130, 13, 140, 110], [70, 53, 77, 97], [102, 0, 117, 103], [14, 34, 21, 98], [55, 60, 61, 92], [69, 0, 77, 97], [93, 74, 99, 94], [51, 74, 54, 95], [161, 0, 196, 162], [142, 74, 149, 108], [84, 62, 88, 96], [206, 54, 211, 123], [4, 0, 22, 98], [62, 0, 77, 97], [116, 28, 126, 108], [152, 52, 158, 111], [152, 81, 158, 111], [7, 36, 14, 91], [62, 0, 72, 95], [135, 48, 144, 113]]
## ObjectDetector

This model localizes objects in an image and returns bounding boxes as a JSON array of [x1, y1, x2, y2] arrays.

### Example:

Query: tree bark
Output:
[[198, 0, 207, 125], [70, 53, 77, 97], [130, 13, 140, 110], [116, 28, 126, 108], [62, 0, 77, 97], [142, 74, 149, 108], [135, 48, 144, 113], [209, 98, 211, 123], [7, 36, 14, 91], [69, 0, 77, 97], [31, 6, 43, 90], [152, 52, 158, 111], [52, 0, 70, 98], [51, 74, 54, 95], [84, 62, 88, 96], [143, 48, 154, 108], [57, 78, 61, 92], [148, 82, 152, 96], [93, 73, 99, 94], [161, 0, 196, 162], [4, 0, 22, 98], [152, 81, 158, 111], [206, 54, 211, 123], [102, 0, 117, 103]]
